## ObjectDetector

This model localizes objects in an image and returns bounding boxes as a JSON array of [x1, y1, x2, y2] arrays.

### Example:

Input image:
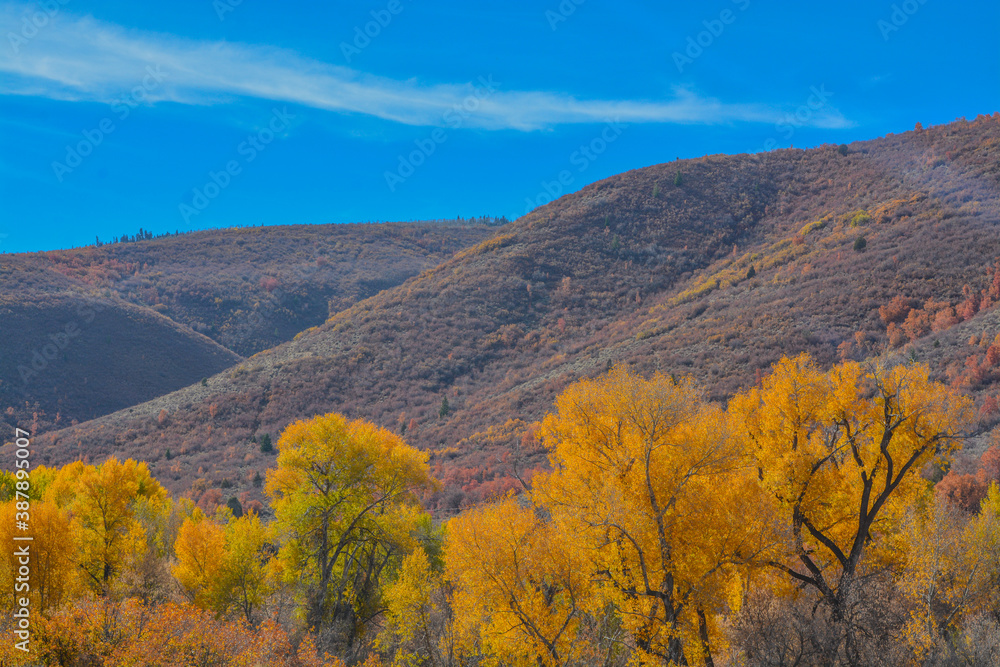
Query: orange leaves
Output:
[[29, 598, 345, 667], [937, 445, 1000, 513], [879, 295, 916, 325], [446, 498, 597, 667], [937, 471, 991, 513], [880, 273, 1000, 347], [987, 343, 1000, 368], [173, 511, 226, 607]]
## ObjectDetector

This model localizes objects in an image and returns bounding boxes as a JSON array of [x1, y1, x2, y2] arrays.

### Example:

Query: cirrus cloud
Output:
[[0, 2, 853, 132]]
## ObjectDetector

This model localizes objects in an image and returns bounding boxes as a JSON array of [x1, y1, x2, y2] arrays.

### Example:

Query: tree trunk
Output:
[[697, 608, 715, 667]]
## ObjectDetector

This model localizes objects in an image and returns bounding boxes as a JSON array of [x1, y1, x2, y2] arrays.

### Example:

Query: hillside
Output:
[[14, 222, 497, 355], [0, 222, 495, 431], [23, 115, 1000, 509], [0, 294, 241, 429]]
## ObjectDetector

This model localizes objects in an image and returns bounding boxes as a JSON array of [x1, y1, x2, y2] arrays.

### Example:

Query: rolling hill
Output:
[[19, 115, 1000, 510], [0, 222, 496, 431]]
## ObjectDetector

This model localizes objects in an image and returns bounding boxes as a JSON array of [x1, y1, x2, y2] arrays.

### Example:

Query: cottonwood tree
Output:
[[897, 490, 991, 658], [445, 497, 599, 667], [49, 458, 169, 597], [379, 546, 458, 667], [173, 509, 226, 608], [0, 499, 81, 613], [535, 366, 775, 666], [221, 511, 272, 624], [266, 413, 436, 652], [174, 509, 272, 624], [729, 354, 973, 663]]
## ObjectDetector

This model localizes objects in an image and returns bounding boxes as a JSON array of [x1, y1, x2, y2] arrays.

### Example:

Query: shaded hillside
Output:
[[0, 292, 242, 430], [0, 222, 495, 431], [27, 115, 1000, 509], [15, 222, 496, 356]]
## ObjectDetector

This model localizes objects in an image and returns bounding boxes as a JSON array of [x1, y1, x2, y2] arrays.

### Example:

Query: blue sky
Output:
[[0, 0, 996, 254]]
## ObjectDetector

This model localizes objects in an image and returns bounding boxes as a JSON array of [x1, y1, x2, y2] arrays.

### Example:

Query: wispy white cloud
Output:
[[0, 3, 853, 131]]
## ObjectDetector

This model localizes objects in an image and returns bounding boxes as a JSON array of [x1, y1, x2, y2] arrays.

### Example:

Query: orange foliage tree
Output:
[[729, 354, 974, 651]]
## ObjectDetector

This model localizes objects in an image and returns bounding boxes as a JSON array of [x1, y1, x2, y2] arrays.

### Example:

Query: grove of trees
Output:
[[3, 353, 999, 666]]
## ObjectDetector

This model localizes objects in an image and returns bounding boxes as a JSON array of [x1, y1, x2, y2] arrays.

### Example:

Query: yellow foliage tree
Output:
[[534, 366, 773, 665], [896, 487, 1000, 658], [0, 499, 81, 614], [173, 509, 226, 608], [174, 509, 272, 623], [49, 458, 169, 596], [446, 497, 597, 667], [380, 547, 456, 667], [965, 483, 1000, 614], [221, 511, 272, 624]]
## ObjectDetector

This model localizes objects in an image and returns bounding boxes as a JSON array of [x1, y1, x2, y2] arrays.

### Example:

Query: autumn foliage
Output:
[[0, 415, 436, 665], [3, 353, 1000, 665], [439, 356, 991, 666]]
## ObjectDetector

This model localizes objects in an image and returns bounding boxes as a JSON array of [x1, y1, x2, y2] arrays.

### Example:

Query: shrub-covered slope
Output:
[[26, 115, 1000, 507], [0, 222, 495, 430]]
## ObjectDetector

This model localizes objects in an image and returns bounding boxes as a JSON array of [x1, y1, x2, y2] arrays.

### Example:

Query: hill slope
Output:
[[0, 294, 242, 428], [26, 115, 1000, 508], [18, 222, 497, 355], [0, 222, 495, 430]]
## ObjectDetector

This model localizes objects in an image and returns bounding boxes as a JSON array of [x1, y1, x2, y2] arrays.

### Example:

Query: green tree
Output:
[[266, 413, 437, 649], [221, 512, 272, 625]]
